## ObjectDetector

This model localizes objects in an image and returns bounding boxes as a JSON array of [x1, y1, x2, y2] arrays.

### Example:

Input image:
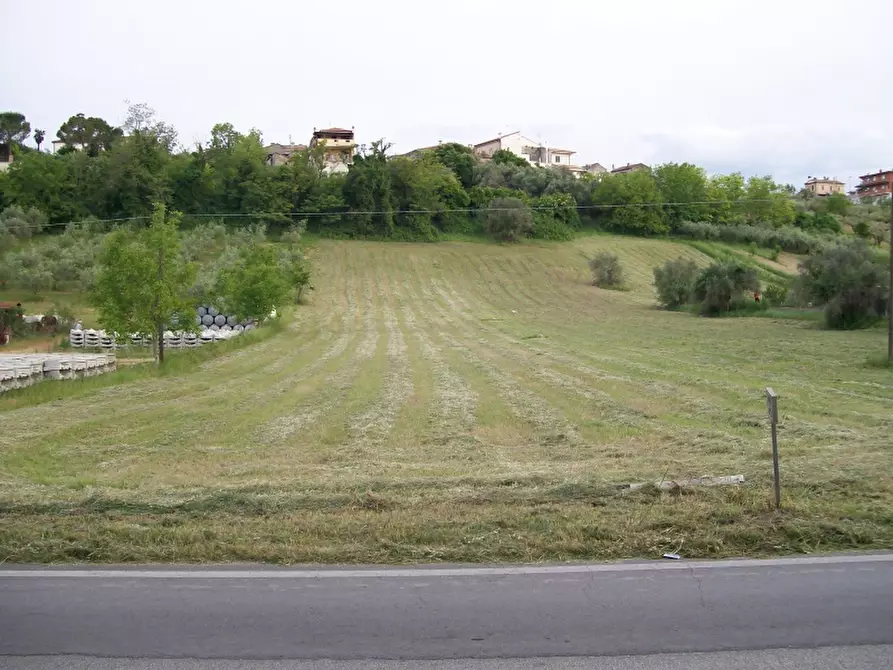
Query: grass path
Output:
[[1, 237, 892, 563]]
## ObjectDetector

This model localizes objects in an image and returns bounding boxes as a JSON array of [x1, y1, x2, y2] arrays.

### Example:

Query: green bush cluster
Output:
[[653, 257, 761, 315], [675, 221, 827, 254], [796, 240, 889, 329], [589, 252, 625, 289]]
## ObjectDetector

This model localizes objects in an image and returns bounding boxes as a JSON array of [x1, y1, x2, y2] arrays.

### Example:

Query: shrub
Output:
[[589, 252, 625, 289], [653, 257, 699, 308], [485, 197, 533, 243], [676, 220, 827, 255], [692, 261, 760, 315], [0, 205, 48, 239], [530, 212, 573, 240], [796, 240, 888, 329], [762, 283, 789, 306]]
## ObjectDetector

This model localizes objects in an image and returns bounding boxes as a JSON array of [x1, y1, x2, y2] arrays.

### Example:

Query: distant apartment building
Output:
[[610, 163, 649, 175], [854, 169, 893, 200], [309, 127, 356, 173], [0, 143, 12, 172], [263, 143, 308, 166], [803, 176, 844, 196]]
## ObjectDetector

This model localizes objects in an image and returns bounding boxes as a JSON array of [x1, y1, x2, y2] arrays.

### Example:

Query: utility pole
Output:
[[888, 193, 893, 363]]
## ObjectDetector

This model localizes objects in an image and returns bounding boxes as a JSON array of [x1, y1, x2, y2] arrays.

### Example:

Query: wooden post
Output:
[[765, 387, 780, 509]]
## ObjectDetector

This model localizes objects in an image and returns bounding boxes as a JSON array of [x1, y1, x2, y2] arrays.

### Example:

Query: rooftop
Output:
[[805, 176, 843, 185], [611, 163, 649, 173], [473, 131, 520, 148], [313, 127, 354, 137], [858, 169, 893, 179], [265, 143, 307, 153]]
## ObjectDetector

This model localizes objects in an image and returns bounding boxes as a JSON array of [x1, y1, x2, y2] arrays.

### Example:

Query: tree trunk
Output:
[[157, 321, 165, 365]]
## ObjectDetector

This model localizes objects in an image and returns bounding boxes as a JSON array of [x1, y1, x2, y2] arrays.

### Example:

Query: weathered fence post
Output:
[[765, 387, 780, 509]]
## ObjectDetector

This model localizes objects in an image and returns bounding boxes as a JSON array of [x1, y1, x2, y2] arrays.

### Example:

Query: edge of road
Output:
[[1, 551, 891, 579]]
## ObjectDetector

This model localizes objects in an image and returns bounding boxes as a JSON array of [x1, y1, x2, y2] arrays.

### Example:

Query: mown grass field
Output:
[[1, 236, 892, 563]]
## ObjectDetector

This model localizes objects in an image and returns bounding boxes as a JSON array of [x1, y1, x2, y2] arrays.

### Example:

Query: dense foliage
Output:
[[653, 257, 699, 308], [692, 262, 760, 315], [0, 104, 878, 245], [92, 204, 196, 363], [796, 240, 889, 329], [589, 252, 625, 289], [485, 197, 533, 242]]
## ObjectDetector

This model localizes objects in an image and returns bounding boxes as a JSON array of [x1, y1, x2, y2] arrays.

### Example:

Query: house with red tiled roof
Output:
[[309, 127, 356, 173]]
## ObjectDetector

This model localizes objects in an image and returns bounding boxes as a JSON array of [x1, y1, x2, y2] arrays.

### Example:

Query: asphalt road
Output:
[[1, 555, 892, 665]]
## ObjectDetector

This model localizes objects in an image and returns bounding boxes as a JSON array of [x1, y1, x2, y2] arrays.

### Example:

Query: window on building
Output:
[[554, 156, 561, 163]]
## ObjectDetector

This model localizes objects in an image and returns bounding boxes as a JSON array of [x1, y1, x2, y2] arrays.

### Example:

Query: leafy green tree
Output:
[[217, 242, 291, 322], [91, 204, 196, 363], [490, 149, 529, 168], [100, 131, 171, 218], [2, 150, 92, 222], [592, 171, 668, 235], [653, 257, 699, 308], [387, 154, 470, 239], [201, 123, 289, 224], [33, 129, 45, 152], [692, 261, 760, 315], [707, 172, 745, 224], [797, 240, 888, 329], [653, 162, 709, 226], [123, 101, 178, 152], [0, 112, 31, 146], [278, 225, 313, 302], [343, 140, 394, 237], [824, 192, 851, 216], [57, 113, 123, 155], [432, 142, 477, 189], [485, 197, 533, 242], [744, 175, 796, 227]]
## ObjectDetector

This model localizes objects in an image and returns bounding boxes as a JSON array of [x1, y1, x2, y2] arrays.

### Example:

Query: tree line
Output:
[[0, 106, 883, 247]]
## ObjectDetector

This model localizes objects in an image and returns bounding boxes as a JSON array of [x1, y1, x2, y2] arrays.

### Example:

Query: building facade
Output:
[[803, 177, 844, 196], [0, 143, 12, 172], [263, 143, 308, 166], [854, 170, 893, 200], [309, 127, 356, 174], [473, 131, 582, 171]]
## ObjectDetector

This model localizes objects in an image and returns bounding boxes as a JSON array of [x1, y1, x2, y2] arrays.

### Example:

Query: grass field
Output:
[[1, 236, 892, 564]]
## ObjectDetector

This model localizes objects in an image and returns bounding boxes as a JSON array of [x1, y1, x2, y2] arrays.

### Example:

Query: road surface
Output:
[[1, 554, 892, 667]]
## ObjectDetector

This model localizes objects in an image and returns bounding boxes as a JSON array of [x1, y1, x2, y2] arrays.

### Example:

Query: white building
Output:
[[473, 131, 579, 170]]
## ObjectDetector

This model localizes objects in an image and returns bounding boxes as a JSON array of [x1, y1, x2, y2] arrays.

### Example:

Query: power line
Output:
[[6, 198, 783, 231]]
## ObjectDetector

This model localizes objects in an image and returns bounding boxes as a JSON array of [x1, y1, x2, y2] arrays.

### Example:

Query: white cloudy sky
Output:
[[4, 0, 892, 189]]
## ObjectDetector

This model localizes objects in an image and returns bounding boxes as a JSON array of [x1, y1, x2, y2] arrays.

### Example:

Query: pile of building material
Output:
[[0, 353, 116, 394], [68, 306, 260, 350]]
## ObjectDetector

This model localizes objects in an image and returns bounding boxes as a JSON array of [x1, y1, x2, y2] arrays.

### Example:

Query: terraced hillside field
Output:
[[1, 237, 892, 563]]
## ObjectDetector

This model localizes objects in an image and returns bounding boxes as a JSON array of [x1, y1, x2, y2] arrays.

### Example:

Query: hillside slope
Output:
[[1, 237, 891, 563]]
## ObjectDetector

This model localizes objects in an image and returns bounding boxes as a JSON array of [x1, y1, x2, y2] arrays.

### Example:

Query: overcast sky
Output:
[[5, 0, 892, 189]]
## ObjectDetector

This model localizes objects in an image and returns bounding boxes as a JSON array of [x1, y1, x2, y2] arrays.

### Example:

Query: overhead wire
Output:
[[5, 198, 782, 232]]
